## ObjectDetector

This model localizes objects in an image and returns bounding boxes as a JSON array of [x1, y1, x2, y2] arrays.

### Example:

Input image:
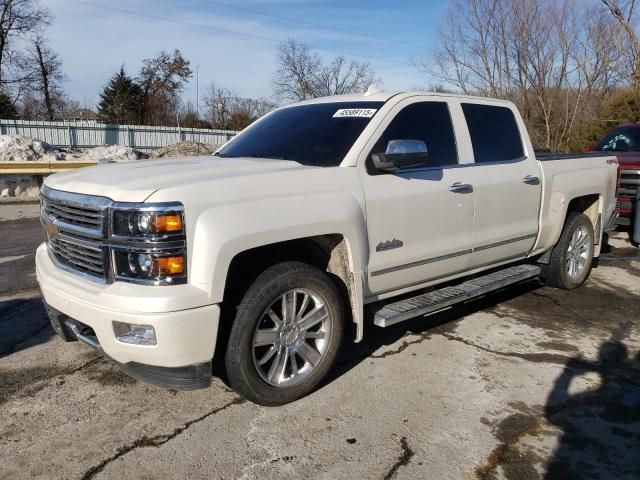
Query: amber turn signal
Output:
[[154, 255, 184, 275], [153, 213, 183, 233]]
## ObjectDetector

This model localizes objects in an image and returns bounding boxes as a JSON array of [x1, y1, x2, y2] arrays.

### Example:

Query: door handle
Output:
[[523, 175, 540, 185], [449, 182, 473, 193]]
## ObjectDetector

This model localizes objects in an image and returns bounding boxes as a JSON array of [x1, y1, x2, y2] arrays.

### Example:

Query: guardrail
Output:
[[0, 161, 98, 175]]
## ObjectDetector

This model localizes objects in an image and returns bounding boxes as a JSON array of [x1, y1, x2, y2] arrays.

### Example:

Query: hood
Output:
[[44, 156, 308, 202], [613, 152, 640, 168]]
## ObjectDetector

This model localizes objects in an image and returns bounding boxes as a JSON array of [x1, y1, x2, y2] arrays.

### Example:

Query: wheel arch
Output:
[[221, 234, 365, 343], [567, 194, 600, 228], [537, 193, 603, 263]]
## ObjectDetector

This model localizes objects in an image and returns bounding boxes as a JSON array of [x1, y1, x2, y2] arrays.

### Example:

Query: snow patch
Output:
[[0, 134, 148, 163], [79, 144, 147, 163], [0, 135, 64, 162]]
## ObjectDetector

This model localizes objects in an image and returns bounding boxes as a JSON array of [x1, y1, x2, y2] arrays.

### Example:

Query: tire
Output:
[[225, 261, 345, 405], [542, 211, 595, 289]]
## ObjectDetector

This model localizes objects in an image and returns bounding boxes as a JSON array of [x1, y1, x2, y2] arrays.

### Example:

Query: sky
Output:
[[45, 0, 451, 108]]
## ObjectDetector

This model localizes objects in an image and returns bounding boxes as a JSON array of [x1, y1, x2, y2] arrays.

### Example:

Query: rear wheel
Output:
[[225, 261, 344, 405], [542, 212, 595, 289]]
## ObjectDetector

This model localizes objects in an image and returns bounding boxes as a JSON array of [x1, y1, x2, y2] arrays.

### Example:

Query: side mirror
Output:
[[372, 139, 428, 171]]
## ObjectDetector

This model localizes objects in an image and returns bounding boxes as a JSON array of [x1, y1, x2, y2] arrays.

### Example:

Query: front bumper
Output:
[[36, 243, 220, 387], [46, 304, 212, 389]]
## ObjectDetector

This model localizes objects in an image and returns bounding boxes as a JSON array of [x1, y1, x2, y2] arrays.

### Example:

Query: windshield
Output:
[[217, 101, 384, 167], [594, 127, 640, 152]]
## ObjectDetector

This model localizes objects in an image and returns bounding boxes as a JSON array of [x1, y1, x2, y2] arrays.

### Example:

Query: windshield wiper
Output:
[[246, 154, 291, 160], [213, 152, 291, 160]]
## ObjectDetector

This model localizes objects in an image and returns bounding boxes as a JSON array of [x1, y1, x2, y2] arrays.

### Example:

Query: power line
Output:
[[65, 0, 414, 68], [67, 0, 279, 43], [198, 0, 429, 50]]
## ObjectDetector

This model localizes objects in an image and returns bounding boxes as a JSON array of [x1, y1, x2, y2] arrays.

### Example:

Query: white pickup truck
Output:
[[37, 91, 619, 405]]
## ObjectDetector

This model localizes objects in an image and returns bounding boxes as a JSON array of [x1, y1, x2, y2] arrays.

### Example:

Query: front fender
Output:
[[189, 191, 368, 304]]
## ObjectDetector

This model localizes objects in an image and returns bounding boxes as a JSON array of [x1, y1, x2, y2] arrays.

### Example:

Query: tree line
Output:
[[423, 0, 640, 151], [6, 0, 639, 150]]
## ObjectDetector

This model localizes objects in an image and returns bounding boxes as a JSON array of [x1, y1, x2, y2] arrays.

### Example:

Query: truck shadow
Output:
[[0, 297, 54, 358], [325, 279, 542, 383]]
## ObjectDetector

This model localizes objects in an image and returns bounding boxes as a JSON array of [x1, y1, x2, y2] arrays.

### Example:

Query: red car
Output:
[[589, 124, 640, 244]]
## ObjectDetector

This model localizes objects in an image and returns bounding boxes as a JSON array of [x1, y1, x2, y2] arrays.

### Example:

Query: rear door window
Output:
[[462, 103, 524, 163]]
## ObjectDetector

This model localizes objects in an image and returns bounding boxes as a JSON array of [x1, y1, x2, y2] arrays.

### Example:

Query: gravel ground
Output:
[[0, 211, 638, 480]]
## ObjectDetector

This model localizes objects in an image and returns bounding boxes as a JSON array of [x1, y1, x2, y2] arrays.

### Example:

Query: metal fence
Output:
[[0, 119, 239, 151]]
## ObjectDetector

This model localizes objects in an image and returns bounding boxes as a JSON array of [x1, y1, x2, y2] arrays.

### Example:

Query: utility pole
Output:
[[196, 65, 200, 124], [196, 65, 200, 155]]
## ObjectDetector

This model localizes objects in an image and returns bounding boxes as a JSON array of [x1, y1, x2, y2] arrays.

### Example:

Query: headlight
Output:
[[113, 209, 184, 236], [111, 203, 187, 285], [113, 249, 186, 284]]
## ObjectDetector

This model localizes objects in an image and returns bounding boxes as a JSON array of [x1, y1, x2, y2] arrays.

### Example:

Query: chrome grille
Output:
[[43, 198, 102, 229], [619, 169, 640, 197], [41, 188, 111, 282], [48, 235, 106, 277]]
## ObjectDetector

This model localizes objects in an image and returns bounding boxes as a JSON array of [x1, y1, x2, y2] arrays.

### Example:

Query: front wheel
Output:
[[542, 211, 595, 289], [225, 261, 344, 405]]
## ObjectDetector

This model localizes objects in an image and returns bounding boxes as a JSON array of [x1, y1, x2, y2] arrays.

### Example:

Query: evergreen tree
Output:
[[98, 66, 143, 124], [0, 90, 17, 119]]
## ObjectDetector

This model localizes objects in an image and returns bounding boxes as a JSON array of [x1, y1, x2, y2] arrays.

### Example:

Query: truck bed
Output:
[[536, 152, 613, 161], [533, 152, 618, 258]]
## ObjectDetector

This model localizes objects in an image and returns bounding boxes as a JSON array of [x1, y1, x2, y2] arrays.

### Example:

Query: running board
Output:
[[374, 264, 541, 327]]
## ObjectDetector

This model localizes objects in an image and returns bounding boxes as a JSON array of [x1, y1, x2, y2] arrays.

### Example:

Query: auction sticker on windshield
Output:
[[332, 108, 377, 118]]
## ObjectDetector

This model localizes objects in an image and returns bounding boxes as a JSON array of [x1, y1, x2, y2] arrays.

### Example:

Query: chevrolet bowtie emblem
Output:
[[45, 220, 59, 236]]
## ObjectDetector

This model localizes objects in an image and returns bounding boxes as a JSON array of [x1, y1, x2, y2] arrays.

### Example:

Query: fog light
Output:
[[113, 321, 156, 345]]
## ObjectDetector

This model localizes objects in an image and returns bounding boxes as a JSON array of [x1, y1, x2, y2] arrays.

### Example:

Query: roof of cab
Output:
[[285, 90, 515, 107], [289, 90, 401, 105]]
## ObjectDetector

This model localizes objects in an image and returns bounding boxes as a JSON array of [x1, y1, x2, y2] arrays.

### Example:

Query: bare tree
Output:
[[421, 0, 514, 97], [272, 40, 320, 101], [272, 39, 376, 101], [421, 0, 627, 151], [313, 56, 376, 97], [204, 81, 275, 130], [29, 35, 65, 120], [203, 82, 236, 128], [0, 0, 49, 86], [226, 97, 276, 130], [138, 49, 193, 125], [600, 0, 640, 85]]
